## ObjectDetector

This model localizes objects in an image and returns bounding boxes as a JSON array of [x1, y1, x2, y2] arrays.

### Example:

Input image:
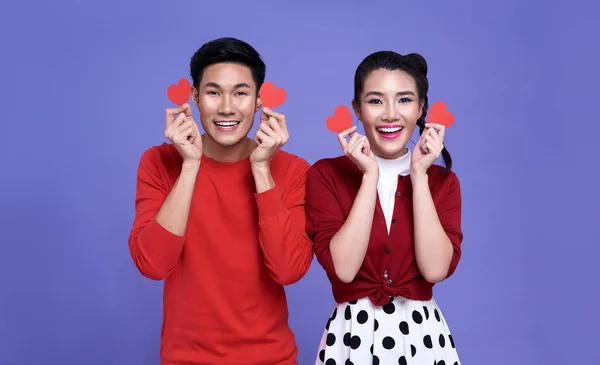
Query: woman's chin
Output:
[[373, 145, 410, 159], [370, 136, 409, 159]]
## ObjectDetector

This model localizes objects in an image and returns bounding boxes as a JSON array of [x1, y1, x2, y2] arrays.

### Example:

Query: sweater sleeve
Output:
[[254, 157, 314, 285], [304, 163, 345, 284], [127, 147, 185, 280], [439, 172, 463, 279]]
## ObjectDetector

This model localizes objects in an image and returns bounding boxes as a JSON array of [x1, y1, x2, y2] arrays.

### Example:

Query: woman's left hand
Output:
[[411, 123, 446, 175]]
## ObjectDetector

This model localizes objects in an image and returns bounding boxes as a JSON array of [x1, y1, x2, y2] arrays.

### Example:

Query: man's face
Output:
[[192, 62, 261, 148]]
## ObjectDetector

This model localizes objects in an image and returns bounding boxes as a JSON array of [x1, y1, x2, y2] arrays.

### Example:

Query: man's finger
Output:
[[181, 103, 193, 118], [262, 107, 287, 135], [262, 106, 284, 120], [172, 113, 187, 129], [255, 130, 269, 145], [165, 105, 188, 127], [269, 117, 286, 139], [259, 120, 278, 138], [166, 105, 188, 116]]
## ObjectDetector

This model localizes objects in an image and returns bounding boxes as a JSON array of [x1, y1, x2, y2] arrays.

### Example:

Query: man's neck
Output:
[[201, 135, 255, 163]]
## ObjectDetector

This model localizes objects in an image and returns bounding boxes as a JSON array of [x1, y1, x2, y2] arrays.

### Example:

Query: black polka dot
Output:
[[331, 308, 337, 320], [343, 332, 351, 346], [345, 360, 354, 365], [319, 349, 325, 362], [373, 355, 380, 365], [423, 306, 430, 320], [357, 310, 368, 324], [348, 299, 358, 304], [382, 336, 395, 349], [326, 333, 336, 346], [350, 335, 361, 349], [345, 305, 352, 320], [325, 359, 336, 365], [370, 344, 373, 354], [423, 335, 433, 348], [383, 302, 396, 314], [449, 334, 455, 348], [437, 361, 446, 365], [439, 334, 446, 347], [411, 345, 417, 357], [399, 321, 409, 335], [434, 308, 441, 322], [412, 310, 423, 324], [398, 356, 407, 365], [453, 362, 458, 365], [326, 318, 331, 330], [374, 319, 379, 331]]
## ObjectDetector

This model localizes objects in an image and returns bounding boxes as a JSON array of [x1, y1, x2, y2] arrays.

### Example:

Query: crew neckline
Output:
[[374, 149, 411, 176]]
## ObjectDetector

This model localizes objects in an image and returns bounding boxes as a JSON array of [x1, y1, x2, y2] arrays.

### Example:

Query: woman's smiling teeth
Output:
[[376, 125, 404, 139]]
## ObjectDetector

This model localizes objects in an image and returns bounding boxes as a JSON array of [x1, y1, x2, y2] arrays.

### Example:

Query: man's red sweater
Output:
[[128, 143, 314, 365]]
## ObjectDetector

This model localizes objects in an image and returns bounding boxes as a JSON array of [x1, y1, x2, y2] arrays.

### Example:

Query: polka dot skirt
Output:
[[315, 296, 461, 365]]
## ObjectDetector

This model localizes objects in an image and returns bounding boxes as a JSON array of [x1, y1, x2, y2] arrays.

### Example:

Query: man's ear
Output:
[[351, 99, 361, 121], [192, 86, 199, 105], [255, 97, 263, 112]]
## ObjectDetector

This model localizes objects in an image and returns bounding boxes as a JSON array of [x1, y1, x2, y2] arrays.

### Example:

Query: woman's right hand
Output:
[[337, 126, 379, 177], [165, 103, 203, 163]]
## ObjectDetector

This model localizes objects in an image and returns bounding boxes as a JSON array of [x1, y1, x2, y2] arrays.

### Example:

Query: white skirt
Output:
[[315, 296, 461, 365]]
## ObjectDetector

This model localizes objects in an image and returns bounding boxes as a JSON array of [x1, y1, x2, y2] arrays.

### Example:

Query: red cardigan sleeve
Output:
[[439, 172, 464, 279], [305, 163, 346, 284], [254, 157, 314, 285], [127, 148, 185, 280]]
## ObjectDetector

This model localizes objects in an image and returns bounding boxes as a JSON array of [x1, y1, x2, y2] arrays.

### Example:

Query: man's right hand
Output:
[[165, 103, 203, 163]]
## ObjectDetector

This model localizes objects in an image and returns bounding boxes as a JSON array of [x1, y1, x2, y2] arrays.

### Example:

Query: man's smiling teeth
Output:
[[215, 121, 240, 127], [377, 126, 403, 133]]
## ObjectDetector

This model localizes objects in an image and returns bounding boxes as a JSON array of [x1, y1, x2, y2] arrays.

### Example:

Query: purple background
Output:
[[1, 1, 598, 364]]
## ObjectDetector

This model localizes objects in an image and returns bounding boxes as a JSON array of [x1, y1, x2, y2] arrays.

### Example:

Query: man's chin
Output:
[[207, 128, 250, 148]]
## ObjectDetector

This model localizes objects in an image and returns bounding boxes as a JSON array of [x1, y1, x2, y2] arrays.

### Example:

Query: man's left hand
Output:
[[250, 106, 289, 167]]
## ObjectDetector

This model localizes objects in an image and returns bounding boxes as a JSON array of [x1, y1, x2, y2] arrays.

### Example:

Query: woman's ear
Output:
[[351, 99, 361, 121]]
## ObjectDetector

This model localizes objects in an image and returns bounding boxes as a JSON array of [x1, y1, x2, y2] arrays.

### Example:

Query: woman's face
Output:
[[353, 69, 423, 159]]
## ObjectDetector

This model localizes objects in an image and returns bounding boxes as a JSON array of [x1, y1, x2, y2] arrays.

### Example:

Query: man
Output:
[[127, 37, 313, 365]]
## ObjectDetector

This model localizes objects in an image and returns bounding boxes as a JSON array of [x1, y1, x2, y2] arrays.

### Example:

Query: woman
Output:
[[306, 51, 463, 365]]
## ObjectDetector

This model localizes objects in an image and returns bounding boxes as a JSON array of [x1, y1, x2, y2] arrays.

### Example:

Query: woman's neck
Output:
[[375, 147, 409, 160]]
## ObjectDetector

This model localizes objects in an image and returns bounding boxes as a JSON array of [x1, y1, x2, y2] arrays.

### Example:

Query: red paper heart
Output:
[[167, 78, 191, 106], [259, 81, 286, 108], [428, 101, 454, 128], [326, 106, 353, 133]]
